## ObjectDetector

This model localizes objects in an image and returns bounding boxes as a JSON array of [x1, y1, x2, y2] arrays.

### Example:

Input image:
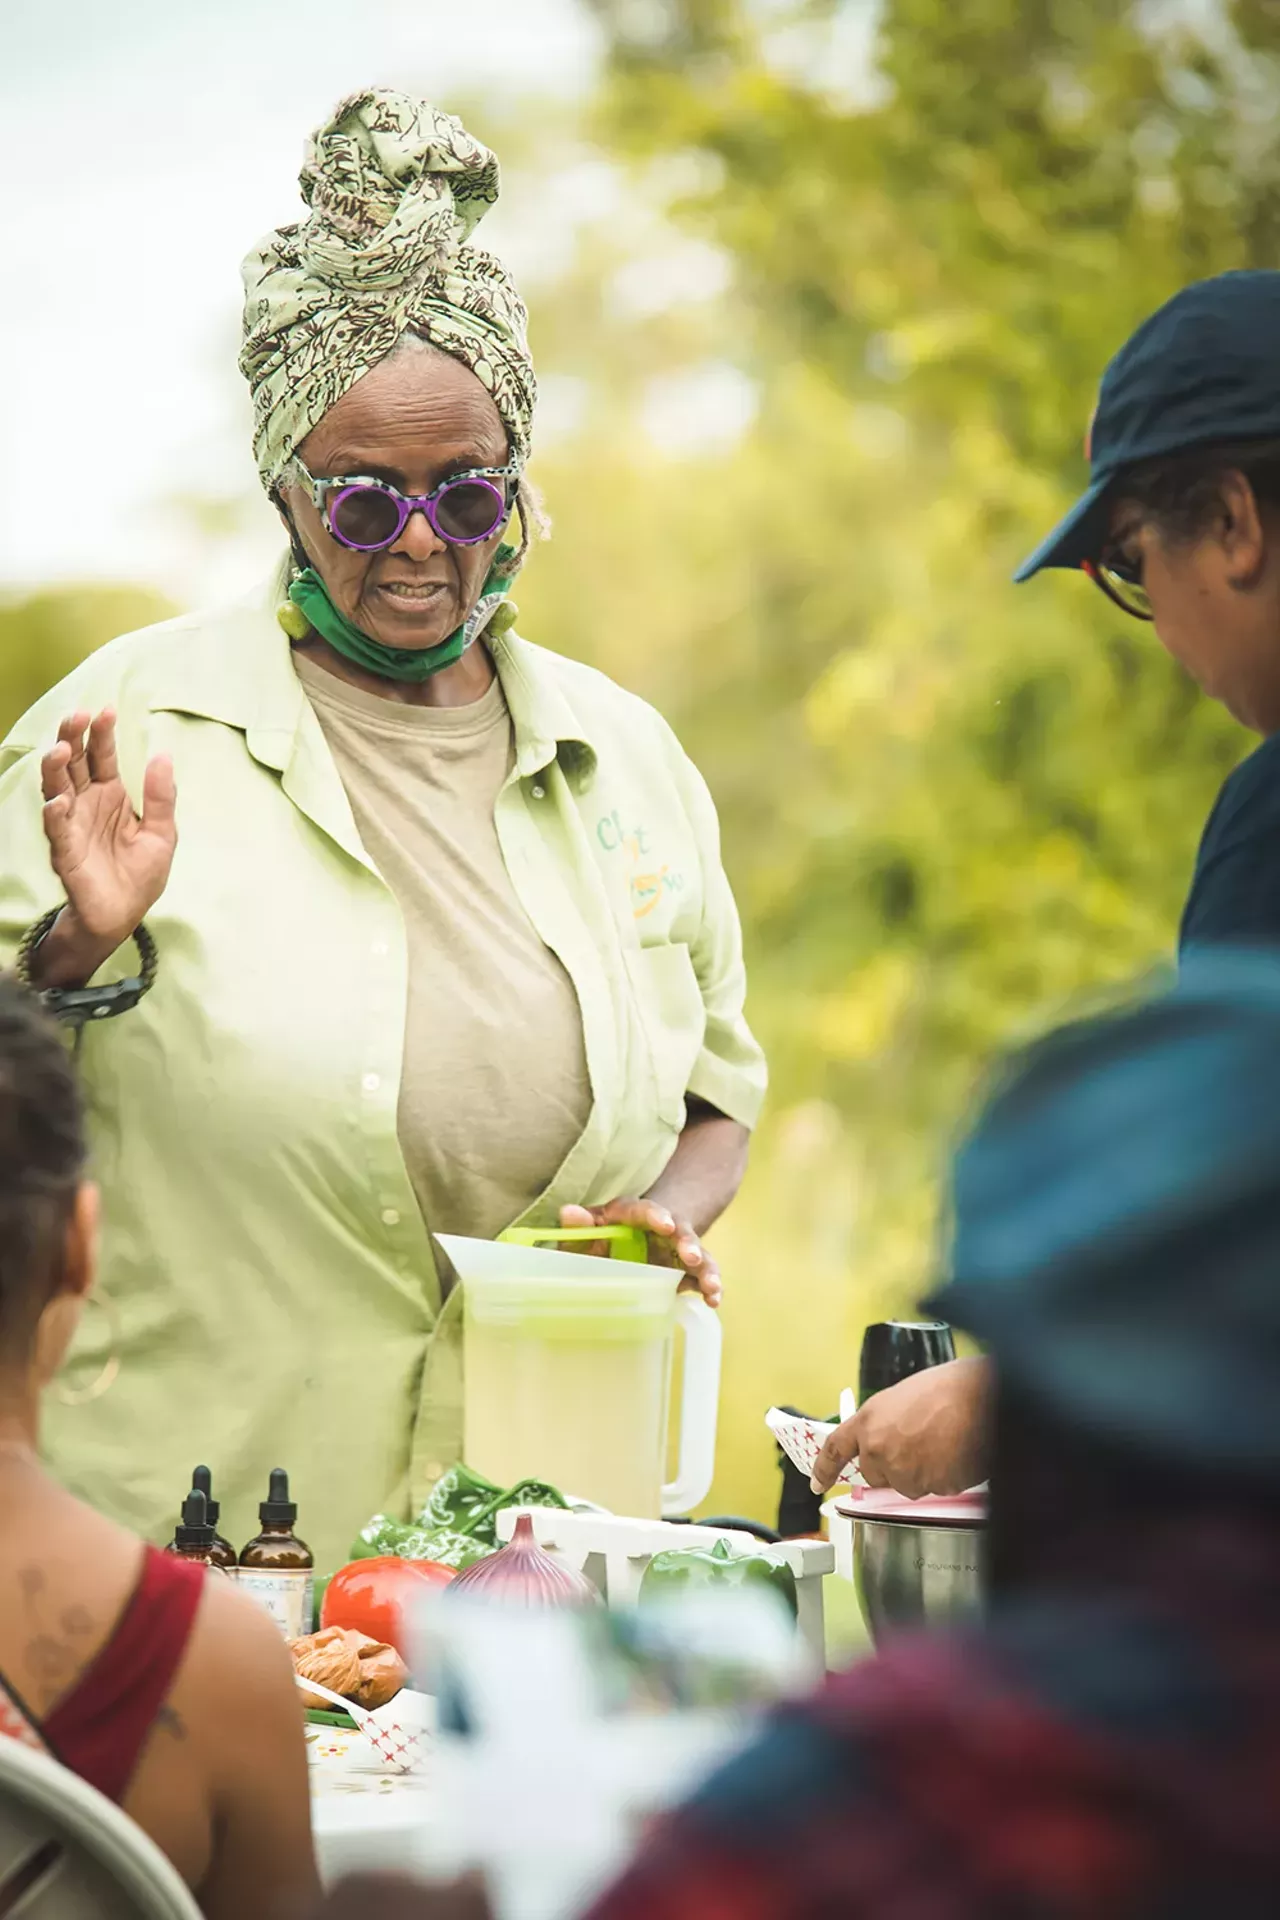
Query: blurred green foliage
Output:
[[0, 586, 174, 738]]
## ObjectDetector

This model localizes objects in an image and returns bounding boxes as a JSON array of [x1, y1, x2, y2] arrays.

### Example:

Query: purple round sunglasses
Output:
[[293, 455, 520, 553]]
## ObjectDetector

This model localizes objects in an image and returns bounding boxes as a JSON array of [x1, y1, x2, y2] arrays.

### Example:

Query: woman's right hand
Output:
[[34, 710, 177, 984]]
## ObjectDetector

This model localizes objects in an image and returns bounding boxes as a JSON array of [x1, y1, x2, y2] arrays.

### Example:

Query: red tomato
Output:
[[321, 1556, 455, 1659]]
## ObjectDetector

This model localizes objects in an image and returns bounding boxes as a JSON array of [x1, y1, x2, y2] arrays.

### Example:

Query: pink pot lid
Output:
[[834, 1486, 987, 1527]]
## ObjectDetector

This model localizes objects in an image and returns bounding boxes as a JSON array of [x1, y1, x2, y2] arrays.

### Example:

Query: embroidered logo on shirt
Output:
[[596, 809, 685, 918]]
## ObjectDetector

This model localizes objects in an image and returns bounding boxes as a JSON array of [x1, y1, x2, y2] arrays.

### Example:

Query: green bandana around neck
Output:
[[286, 548, 519, 683]]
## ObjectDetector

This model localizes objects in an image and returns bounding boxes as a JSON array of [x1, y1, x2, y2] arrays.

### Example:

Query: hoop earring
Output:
[[55, 1290, 122, 1407]]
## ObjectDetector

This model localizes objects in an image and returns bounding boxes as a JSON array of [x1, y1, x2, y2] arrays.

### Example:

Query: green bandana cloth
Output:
[[239, 90, 537, 492], [283, 549, 520, 683]]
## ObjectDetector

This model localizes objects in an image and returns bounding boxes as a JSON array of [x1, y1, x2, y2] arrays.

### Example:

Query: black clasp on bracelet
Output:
[[37, 977, 150, 1030], [14, 910, 158, 1031]]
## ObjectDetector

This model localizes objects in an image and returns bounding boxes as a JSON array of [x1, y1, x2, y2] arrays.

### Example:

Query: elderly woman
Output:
[[0, 92, 765, 1569]]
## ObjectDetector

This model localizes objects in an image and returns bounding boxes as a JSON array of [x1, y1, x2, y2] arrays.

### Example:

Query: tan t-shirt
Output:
[[295, 653, 592, 1239]]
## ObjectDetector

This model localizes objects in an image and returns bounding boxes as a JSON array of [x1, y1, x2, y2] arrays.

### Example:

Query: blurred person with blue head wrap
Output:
[[578, 953, 1280, 1920]]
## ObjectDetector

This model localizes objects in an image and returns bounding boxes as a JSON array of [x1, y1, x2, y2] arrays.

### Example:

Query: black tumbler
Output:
[[858, 1320, 956, 1404]]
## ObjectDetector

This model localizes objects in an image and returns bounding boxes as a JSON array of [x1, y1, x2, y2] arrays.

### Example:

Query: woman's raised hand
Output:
[[39, 710, 177, 963]]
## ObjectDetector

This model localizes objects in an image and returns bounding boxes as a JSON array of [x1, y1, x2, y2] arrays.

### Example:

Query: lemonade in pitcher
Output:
[[464, 1287, 673, 1514], [437, 1230, 721, 1520]]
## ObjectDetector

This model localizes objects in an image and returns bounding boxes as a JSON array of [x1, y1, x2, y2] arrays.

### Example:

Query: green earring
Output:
[[277, 599, 311, 642]]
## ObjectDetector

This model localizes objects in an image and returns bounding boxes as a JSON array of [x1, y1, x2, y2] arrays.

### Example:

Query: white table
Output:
[[307, 1724, 431, 1883]]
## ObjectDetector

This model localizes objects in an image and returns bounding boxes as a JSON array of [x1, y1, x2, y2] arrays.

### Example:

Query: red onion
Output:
[[448, 1513, 599, 1608]]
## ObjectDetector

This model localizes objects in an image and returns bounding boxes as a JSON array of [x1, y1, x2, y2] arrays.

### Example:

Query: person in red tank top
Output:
[[0, 979, 317, 1917]]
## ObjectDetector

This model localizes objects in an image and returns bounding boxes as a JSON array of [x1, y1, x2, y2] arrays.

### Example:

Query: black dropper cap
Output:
[[175, 1488, 215, 1550], [259, 1467, 297, 1529], [192, 1465, 221, 1529]]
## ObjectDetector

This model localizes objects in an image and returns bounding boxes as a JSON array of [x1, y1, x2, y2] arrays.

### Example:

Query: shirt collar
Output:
[[488, 629, 597, 792], [143, 561, 305, 770], [146, 561, 598, 792]]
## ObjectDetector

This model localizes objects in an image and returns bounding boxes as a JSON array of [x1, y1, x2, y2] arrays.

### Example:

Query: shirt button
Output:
[[362, 1072, 381, 1093], [372, 939, 389, 958], [531, 783, 546, 800], [381, 1207, 401, 1227], [424, 1462, 445, 1482]]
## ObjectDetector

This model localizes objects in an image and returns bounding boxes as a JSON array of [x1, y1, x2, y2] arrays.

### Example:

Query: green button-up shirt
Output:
[[0, 578, 765, 1569]]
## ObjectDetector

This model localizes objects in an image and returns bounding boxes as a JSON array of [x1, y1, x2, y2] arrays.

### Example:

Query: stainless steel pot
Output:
[[854, 1516, 985, 1642]]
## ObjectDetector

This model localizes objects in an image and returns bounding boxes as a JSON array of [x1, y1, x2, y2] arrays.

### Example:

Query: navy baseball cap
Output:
[[1015, 270, 1280, 583]]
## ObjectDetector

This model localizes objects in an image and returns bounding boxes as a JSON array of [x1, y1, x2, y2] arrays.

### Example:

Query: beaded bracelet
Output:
[[15, 908, 158, 1031]]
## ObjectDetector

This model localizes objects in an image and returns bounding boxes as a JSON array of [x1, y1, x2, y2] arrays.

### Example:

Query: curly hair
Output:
[[0, 979, 86, 1350]]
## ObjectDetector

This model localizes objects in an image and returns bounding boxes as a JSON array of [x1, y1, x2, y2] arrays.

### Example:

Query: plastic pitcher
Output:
[[434, 1227, 721, 1519]]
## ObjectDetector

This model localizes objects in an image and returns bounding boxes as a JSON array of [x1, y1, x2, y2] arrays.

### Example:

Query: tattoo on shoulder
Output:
[[16, 1567, 97, 1699], [17, 1569, 44, 1604], [155, 1705, 187, 1742], [24, 1636, 72, 1686], [16, 1568, 73, 1690]]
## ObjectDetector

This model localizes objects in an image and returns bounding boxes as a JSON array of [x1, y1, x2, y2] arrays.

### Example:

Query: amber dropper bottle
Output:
[[191, 1465, 238, 1573], [165, 1490, 225, 1570], [238, 1469, 314, 1638]]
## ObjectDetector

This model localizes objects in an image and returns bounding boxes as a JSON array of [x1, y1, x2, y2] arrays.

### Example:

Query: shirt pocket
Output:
[[625, 942, 708, 1130]]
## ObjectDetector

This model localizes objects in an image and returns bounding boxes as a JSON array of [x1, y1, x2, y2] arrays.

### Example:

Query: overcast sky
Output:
[[2, 0, 600, 599]]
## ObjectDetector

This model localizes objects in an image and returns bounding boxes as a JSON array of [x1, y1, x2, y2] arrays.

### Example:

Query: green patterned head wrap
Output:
[[239, 89, 537, 494]]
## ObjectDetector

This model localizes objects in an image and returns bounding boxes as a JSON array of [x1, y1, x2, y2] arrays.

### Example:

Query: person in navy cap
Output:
[[1017, 268, 1280, 951], [813, 272, 1280, 1503]]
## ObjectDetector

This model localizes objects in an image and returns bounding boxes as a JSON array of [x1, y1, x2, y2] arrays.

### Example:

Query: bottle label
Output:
[[238, 1570, 313, 1638]]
